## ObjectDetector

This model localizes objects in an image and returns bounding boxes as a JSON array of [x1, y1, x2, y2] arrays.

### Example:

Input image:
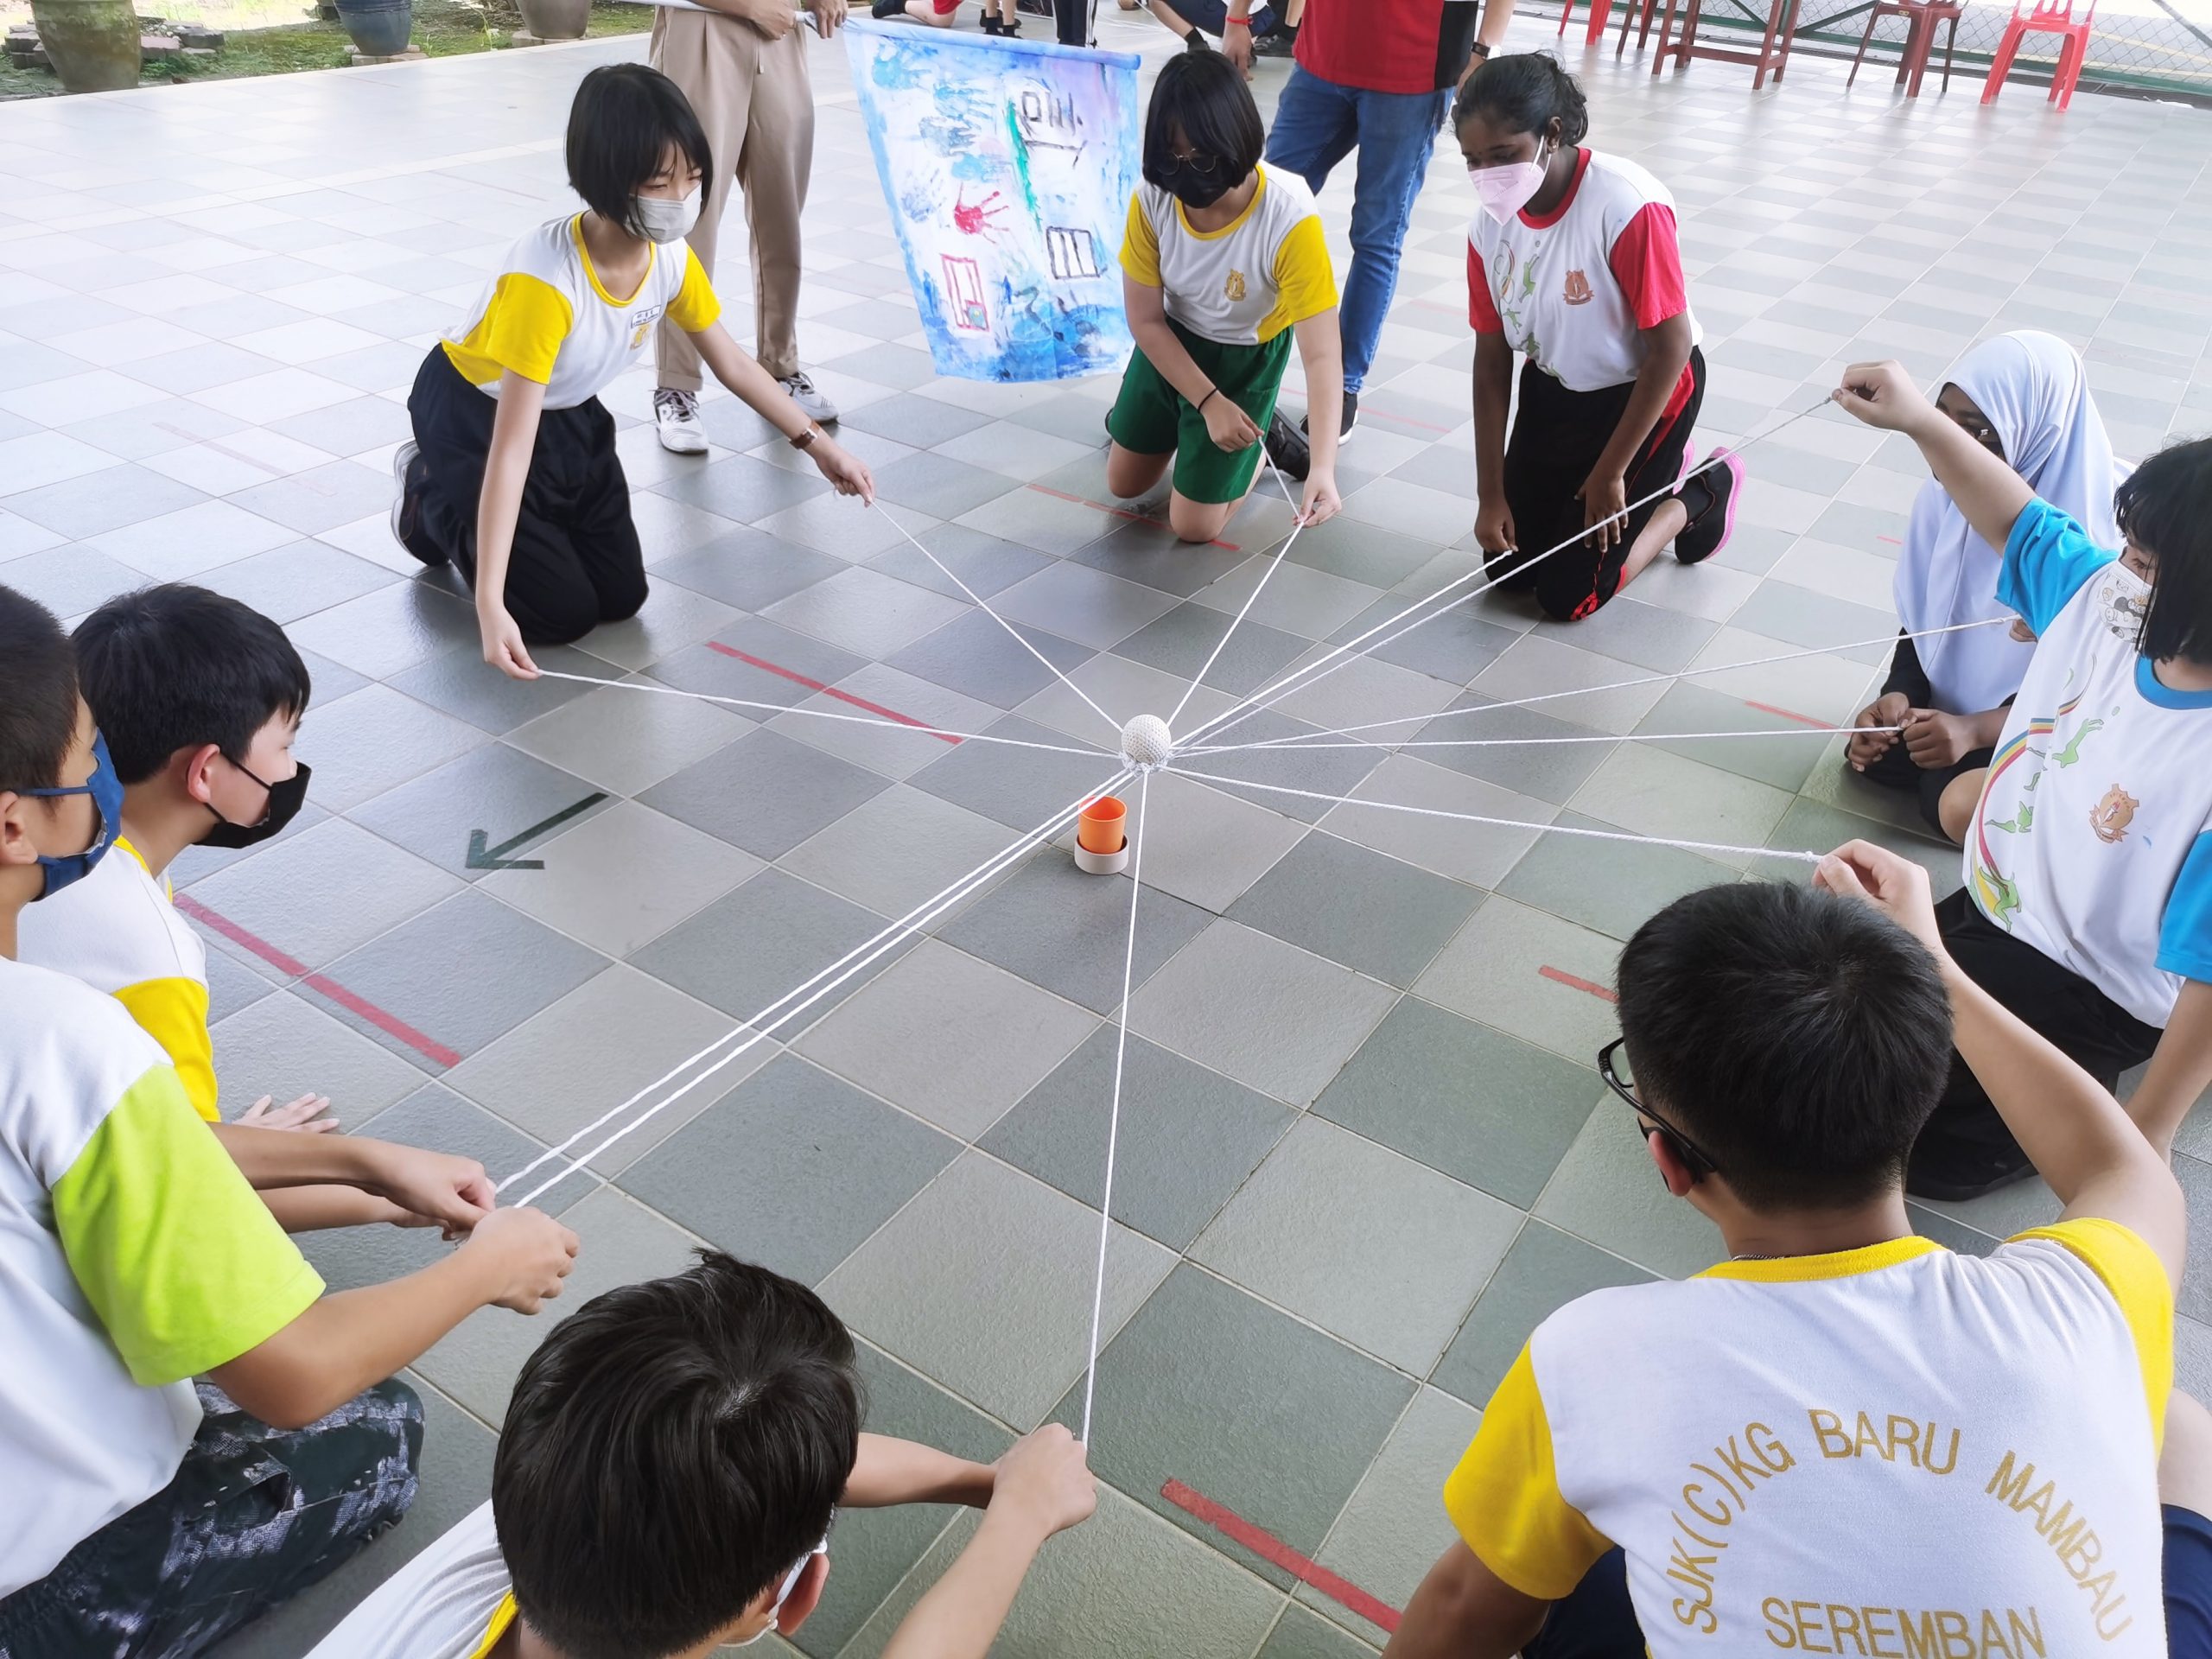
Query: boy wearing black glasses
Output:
[[1385, 842, 2196, 1659]]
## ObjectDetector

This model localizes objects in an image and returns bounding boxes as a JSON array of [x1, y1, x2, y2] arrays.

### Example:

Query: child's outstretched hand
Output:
[[989, 1424, 1096, 1541], [1298, 470, 1341, 528], [810, 435, 874, 505], [1202, 392, 1262, 454], [1813, 838, 1942, 954], [460, 1205, 581, 1314], [238, 1092, 340, 1134], [480, 605, 539, 681], [1832, 359, 1933, 433]]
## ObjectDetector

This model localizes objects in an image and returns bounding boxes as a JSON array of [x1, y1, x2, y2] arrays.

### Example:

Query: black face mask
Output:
[[1152, 156, 1233, 211], [201, 761, 311, 850]]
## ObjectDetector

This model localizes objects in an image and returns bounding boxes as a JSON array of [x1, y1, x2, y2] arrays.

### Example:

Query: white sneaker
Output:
[[778, 371, 839, 425], [654, 388, 708, 455]]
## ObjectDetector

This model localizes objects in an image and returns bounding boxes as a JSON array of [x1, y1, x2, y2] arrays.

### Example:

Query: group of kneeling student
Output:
[[0, 29, 2209, 1659]]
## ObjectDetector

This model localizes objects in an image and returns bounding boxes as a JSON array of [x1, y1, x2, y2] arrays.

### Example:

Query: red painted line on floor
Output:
[[1023, 482, 1241, 553], [1161, 1479, 1403, 1633], [1743, 699, 1836, 729], [175, 893, 465, 1069], [1541, 964, 1619, 1003], [1358, 403, 1455, 436], [704, 641, 960, 743], [1877, 534, 1902, 545]]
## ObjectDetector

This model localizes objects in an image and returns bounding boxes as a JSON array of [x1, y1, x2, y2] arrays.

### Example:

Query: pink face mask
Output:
[[1467, 144, 1552, 226]]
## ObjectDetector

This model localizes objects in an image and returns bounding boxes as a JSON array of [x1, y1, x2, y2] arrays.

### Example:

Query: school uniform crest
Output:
[[1224, 269, 1247, 302], [1561, 269, 1594, 305], [2090, 784, 2139, 842]]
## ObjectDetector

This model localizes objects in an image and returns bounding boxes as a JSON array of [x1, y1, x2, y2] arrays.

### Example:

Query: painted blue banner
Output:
[[842, 21, 1140, 383]]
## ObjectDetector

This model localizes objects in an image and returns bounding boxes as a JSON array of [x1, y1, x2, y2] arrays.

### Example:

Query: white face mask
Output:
[[631, 187, 701, 245], [1467, 143, 1552, 226], [731, 1539, 827, 1647]]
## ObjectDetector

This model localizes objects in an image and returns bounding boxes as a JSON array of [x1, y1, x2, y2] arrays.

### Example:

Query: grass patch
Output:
[[0, 0, 649, 97]]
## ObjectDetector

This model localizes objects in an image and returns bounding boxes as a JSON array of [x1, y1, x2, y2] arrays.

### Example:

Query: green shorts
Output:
[[1107, 320, 1294, 506]]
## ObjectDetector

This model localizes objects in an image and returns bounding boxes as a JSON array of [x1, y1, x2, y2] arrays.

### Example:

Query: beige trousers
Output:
[[652, 6, 813, 389]]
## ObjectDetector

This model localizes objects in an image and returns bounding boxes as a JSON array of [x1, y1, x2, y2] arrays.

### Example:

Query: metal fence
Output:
[[1520, 0, 2212, 99]]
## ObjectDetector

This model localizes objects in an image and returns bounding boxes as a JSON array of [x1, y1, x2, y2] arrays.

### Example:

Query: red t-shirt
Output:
[[1296, 0, 1482, 96]]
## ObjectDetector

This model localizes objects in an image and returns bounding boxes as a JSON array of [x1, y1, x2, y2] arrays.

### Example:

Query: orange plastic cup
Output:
[[1078, 796, 1127, 855]]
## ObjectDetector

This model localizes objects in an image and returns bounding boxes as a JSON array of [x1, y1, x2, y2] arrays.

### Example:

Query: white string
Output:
[[1166, 765, 1823, 864], [871, 504, 1124, 739], [1179, 723, 1903, 757], [1182, 618, 2012, 756], [1174, 399, 1839, 757], [1079, 766, 1148, 1446], [499, 766, 1131, 1204], [1164, 459, 1309, 730], [528, 669, 1116, 759]]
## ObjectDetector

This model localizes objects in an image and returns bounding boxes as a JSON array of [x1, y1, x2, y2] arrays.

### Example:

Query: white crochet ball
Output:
[[1121, 714, 1173, 768]]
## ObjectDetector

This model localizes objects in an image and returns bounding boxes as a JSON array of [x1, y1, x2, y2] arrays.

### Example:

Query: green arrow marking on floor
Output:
[[465, 792, 608, 872]]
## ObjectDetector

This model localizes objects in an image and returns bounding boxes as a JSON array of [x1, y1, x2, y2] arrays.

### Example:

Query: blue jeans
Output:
[[1263, 64, 1450, 394]]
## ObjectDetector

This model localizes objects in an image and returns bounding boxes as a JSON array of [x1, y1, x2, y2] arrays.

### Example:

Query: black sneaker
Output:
[[1673, 448, 1744, 565], [1300, 387, 1357, 445], [1263, 409, 1310, 481], [389, 442, 446, 568], [1904, 1131, 2036, 1202], [871, 0, 906, 17], [1252, 22, 1296, 54]]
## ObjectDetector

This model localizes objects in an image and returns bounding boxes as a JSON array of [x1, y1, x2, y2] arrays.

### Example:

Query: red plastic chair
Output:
[[1980, 0, 2096, 110]]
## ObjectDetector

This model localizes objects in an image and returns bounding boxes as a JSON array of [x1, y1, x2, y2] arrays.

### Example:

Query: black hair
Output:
[[1451, 53, 1591, 147], [567, 63, 714, 243], [494, 1252, 863, 1659], [0, 585, 77, 795], [72, 585, 310, 788], [1141, 49, 1265, 192], [2113, 435, 2212, 665], [1616, 881, 1955, 1212]]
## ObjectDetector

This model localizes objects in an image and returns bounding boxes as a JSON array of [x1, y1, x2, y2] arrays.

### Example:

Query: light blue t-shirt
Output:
[[1964, 499, 2212, 1024]]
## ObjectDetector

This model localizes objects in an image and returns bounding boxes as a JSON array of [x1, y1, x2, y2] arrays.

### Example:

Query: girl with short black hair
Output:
[[1458, 54, 1738, 621], [393, 63, 873, 678]]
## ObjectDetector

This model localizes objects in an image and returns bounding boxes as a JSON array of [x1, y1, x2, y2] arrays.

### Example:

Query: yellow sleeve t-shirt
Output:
[[1442, 1227, 2171, 1655], [1120, 163, 1337, 346], [0, 958, 322, 1599], [16, 836, 218, 1120], [442, 214, 721, 410]]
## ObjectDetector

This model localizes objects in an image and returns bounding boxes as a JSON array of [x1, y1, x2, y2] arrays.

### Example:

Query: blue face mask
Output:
[[22, 732, 123, 899]]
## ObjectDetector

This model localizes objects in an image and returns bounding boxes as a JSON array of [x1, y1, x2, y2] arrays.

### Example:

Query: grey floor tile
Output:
[[630, 867, 912, 1028], [196, 540, 399, 626], [7, 461, 207, 541], [1535, 1104, 1727, 1281], [905, 715, 1122, 835], [1046, 1263, 1414, 1589], [1414, 897, 1622, 1065], [887, 607, 1096, 709], [1128, 922, 1398, 1106], [290, 683, 488, 814], [777, 785, 1020, 923], [480, 798, 761, 957], [655, 525, 847, 611], [1313, 998, 1599, 1208], [318, 888, 607, 1068], [865, 521, 1054, 601], [796, 939, 1097, 1141], [1634, 681, 1831, 794], [1066, 522, 1251, 601], [620, 1053, 959, 1286], [385, 644, 625, 736], [1261, 1604, 1382, 1659], [937, 853, 1212, 1016], [287, 579, 481, 680], [642, 728, 893, 860], [349, 741, 615, 884], [207, 987, 432, 1123], [762, 564, 970, 659], [1192, 1117, 1520, 1374], [1112, 601, 1311, 698], [203, 946, 278, 1027], [506, 677, 752, 798], [1226, 833, 1479, 988], [1496, 808, 1737, 943], [1567, 745, 1796, 874], [1130, 769, 1308, 913], [646, 617, 868, 715], [1300, 1388, 1479, 1643], [824, 1150, 1174, 1428], [868, 448, 1020, 520], [184, 814, 461, 971], [1332, 595, 1521, 687], [835, 1485, 1282, 1659], [1312, 753, 1554, 891], [1431, 1221, 1656, 1407], [980, 1027, 1294, 1250], [993, 560, 1180, 651], [766, 664, 1006, 782]]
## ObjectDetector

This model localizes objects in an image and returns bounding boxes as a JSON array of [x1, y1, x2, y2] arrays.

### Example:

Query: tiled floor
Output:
[[8, 16, 2212, 1657]]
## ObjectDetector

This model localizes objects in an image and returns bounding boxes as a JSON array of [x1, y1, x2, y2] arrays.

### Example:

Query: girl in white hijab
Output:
[[1847, 330, 2118, 830]]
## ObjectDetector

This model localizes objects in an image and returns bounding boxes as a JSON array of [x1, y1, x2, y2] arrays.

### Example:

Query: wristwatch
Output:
[[1471, 40, 1491, 56], [790, 422, 823, 451]]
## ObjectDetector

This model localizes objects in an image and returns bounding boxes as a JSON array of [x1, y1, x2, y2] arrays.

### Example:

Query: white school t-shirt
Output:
[[442, 214, 721, 410], [0, 957, 321, 1598], [1465, 148, 1700, 397], [1121, 164, 1338, 346], [307, 1500, 516, 1659], [1444, 1226, 2172, 1657], [1964, 498, 2212, 1028]]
